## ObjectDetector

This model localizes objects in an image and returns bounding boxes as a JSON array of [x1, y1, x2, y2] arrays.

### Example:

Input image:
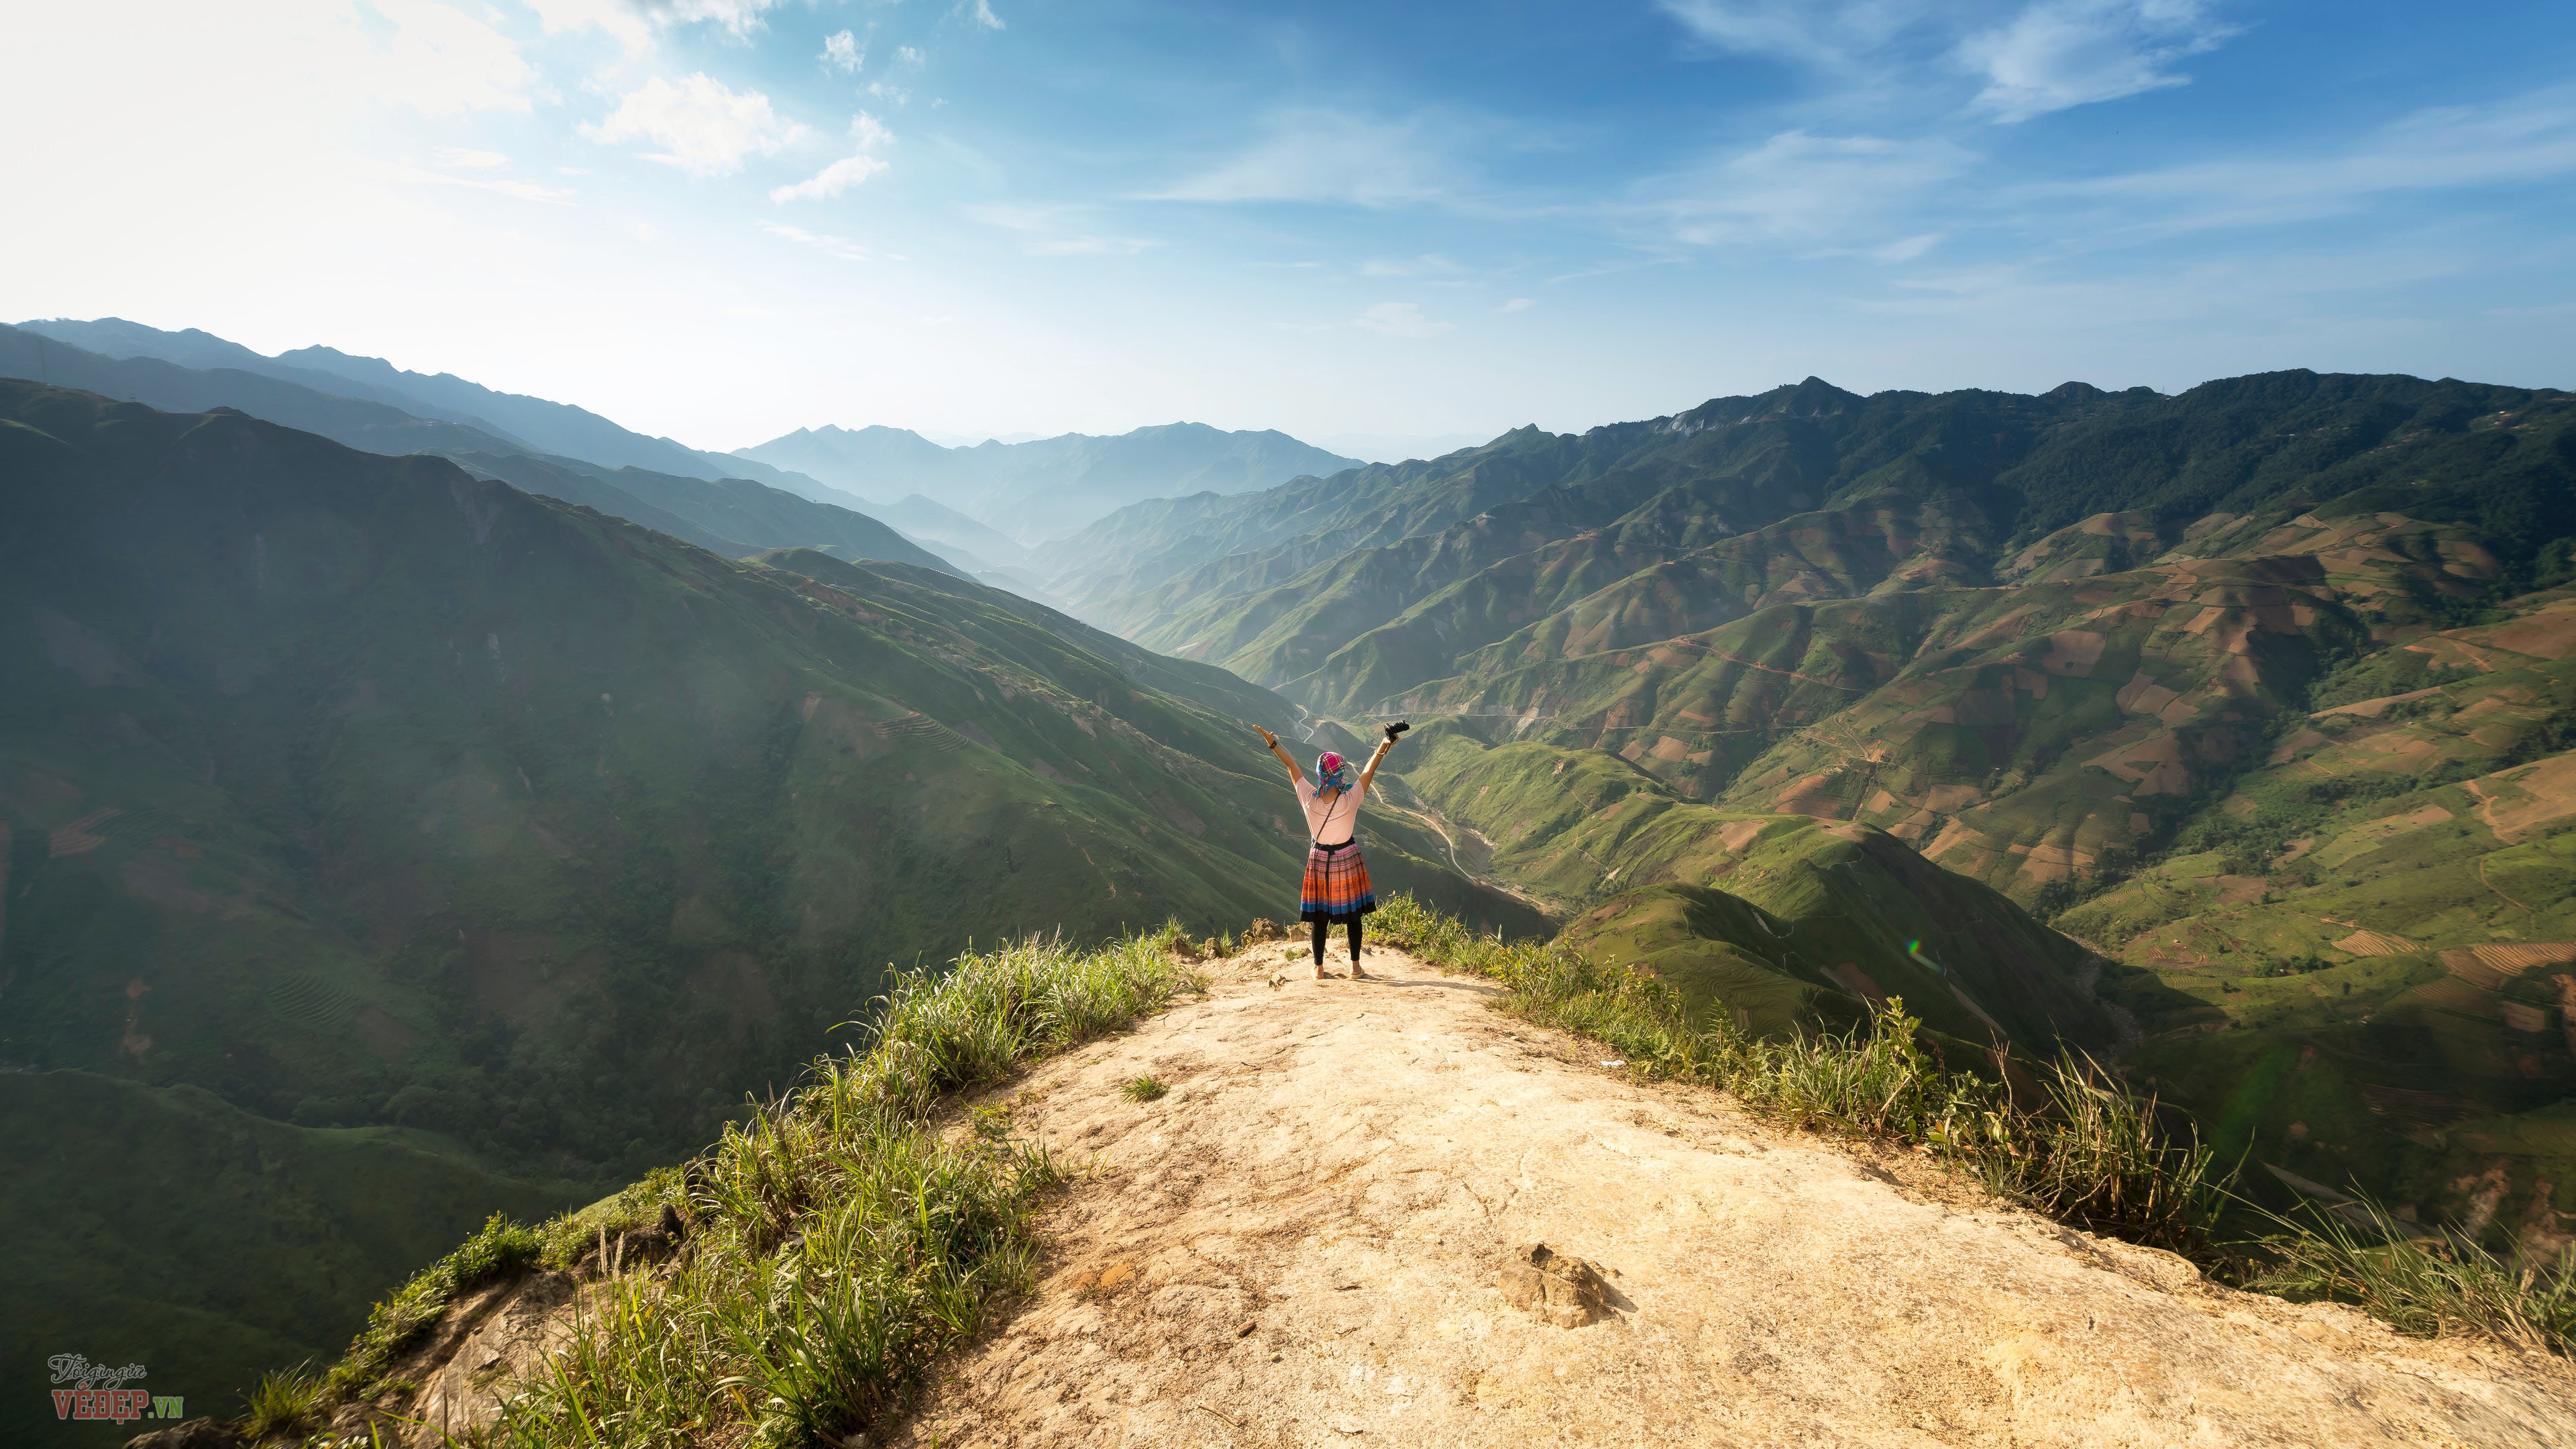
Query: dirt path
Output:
[[896, 943, 2573, 1448]]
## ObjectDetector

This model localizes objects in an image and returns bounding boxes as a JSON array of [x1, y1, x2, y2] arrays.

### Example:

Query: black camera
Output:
[[1383, 720, 1410, 741]]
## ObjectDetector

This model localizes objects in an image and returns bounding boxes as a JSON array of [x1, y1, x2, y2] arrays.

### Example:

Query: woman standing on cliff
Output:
[[1256, 723, 1404, 979]]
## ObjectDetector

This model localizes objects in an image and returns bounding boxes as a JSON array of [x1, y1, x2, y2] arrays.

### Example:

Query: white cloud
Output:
[[962, 0, 1005, 31], [1870, 231, 1943, 262], [2032, 87, 2576, 235], [1149, 110, 1468, 207], [771, 154, 889, 202], [583, 74, 808, 176], [1360, 253, 1466, 278], [867, 80, 913, 107], [625, 0, 786, 40], [896, 45, 926, 67], [771, 113, 895, 203], [434, 146, 511, 169], [1353, 302, 1450, 338], [1644, 130, 1975, 246], [1658, 1, 2239, 124], [350, 0, 545, 115], [1499, 297, 1535, 313], [1960, 0, 2235, 123], [965, 203, 1157, 256], [761, 221, 869, 262], [822, 30, 863, 72], [1655, 0, 1939, 70]]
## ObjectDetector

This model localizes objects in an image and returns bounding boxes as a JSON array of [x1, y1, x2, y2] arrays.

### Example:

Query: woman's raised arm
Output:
[[1256, 727, 1303, 785], [1358, 734, 1396, 790]]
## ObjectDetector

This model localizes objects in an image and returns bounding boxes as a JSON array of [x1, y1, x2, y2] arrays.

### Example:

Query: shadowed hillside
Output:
[[0, 382, 1533, 1434]]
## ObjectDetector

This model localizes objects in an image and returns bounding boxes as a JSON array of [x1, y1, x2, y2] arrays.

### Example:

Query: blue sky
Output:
[[7, 1, 2573, 456]]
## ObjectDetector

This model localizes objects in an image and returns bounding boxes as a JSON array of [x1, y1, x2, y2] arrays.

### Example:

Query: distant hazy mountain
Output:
[[0, 323, 531, 458], [871, 492, 1030, 568], [0, 325, 957, 577], [1313, 430, 1499, 464], [13, 317, 846, 503], [734, 421, 1364, 544]]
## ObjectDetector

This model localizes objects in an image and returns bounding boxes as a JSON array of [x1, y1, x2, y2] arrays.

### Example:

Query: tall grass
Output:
[[1370, 894, 2228, 1250], [494, 929, 1205, 1448], [2247, 1197, 2576, 1355]]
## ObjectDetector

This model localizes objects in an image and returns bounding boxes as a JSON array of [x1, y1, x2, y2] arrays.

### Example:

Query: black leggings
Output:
[[1311, 916, 1362, 963]]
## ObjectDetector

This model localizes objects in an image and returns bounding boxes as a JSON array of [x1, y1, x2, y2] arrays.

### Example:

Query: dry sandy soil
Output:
[[888, 942, 2575, 1449]]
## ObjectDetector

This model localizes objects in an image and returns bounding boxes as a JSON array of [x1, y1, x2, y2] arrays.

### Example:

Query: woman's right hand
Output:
[[1257, 726, 1277, 747]]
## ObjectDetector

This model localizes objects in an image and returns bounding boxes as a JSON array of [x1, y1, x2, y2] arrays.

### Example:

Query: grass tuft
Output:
[[473, 924, 1205, 1447], [241, 1362, 327, 1442], [2247, 1197, 2576, 1354], [315, 1212, 544, 1405], [1120, 1075, 1169, 1103]]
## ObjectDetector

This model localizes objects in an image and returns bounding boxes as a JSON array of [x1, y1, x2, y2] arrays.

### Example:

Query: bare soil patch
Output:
[[892, 945, 2575, 1447]]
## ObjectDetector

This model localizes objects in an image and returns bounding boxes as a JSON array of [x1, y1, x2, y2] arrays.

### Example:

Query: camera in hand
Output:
[[1383, 720, 1411, 741]]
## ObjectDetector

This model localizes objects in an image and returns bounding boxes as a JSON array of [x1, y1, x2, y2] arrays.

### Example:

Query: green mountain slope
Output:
[[455, 452, 963, 576], [0, 382, 1534, 1420], [15, 316, 810, 490], [0, 325, 959, 579], [0, 323, 528, 460], [1072, 370, 2575, 1253], [0, 1071, 580, 1446], [1381, 722, 2122, 1053], [2041, 591, 2576, 1254]]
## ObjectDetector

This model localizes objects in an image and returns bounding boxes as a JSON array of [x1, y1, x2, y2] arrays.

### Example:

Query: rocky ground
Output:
[[887, 941, 2575, 1448]]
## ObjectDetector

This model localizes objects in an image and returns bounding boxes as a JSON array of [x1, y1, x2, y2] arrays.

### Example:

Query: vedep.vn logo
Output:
[[48, 1354, 182, 1424]]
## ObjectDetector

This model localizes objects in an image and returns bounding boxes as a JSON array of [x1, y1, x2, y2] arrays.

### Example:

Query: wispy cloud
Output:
[[584, 73, 808, 176], [1960, 0, 2237, 122], [433, 147, 511, 170], [1498, 297, 1535, 313], [1658, 0, 2240, 123], [771, 113, 896, 203], [965, 203, 1157, 256], [357, 0, 547, 115], [1353, 302, 1450, 337], [821, 29, 863, 73], [1146, 109, 1471, 208], [960, 0, 1006, 32], [2030, 87, 2576, 238], [625, 0, 786, 40], [1656, 0, 1939, 71], [1640, 130, 1976, 246], [761, 221, 869, 262], [1360, 253, 1468, 278]]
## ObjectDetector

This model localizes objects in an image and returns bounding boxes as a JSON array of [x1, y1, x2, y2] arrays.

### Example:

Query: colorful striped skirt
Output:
[[1299, 839, 1377, 922]]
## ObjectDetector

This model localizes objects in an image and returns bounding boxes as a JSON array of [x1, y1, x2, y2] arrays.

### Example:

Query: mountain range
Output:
[[734, 421, 1366, 545], [9, 324, 2576, 1438], [1004, 369, 2576, 1254], [0, 377, 1533, 1431]]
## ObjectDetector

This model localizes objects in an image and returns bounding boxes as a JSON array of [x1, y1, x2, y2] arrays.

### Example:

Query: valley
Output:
[[7, 342, 2575, 1443]]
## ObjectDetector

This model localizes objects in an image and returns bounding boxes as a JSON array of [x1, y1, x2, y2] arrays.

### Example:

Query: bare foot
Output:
[[1311, 961, 1326, 980], [1350, 961, 1370, 979]]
